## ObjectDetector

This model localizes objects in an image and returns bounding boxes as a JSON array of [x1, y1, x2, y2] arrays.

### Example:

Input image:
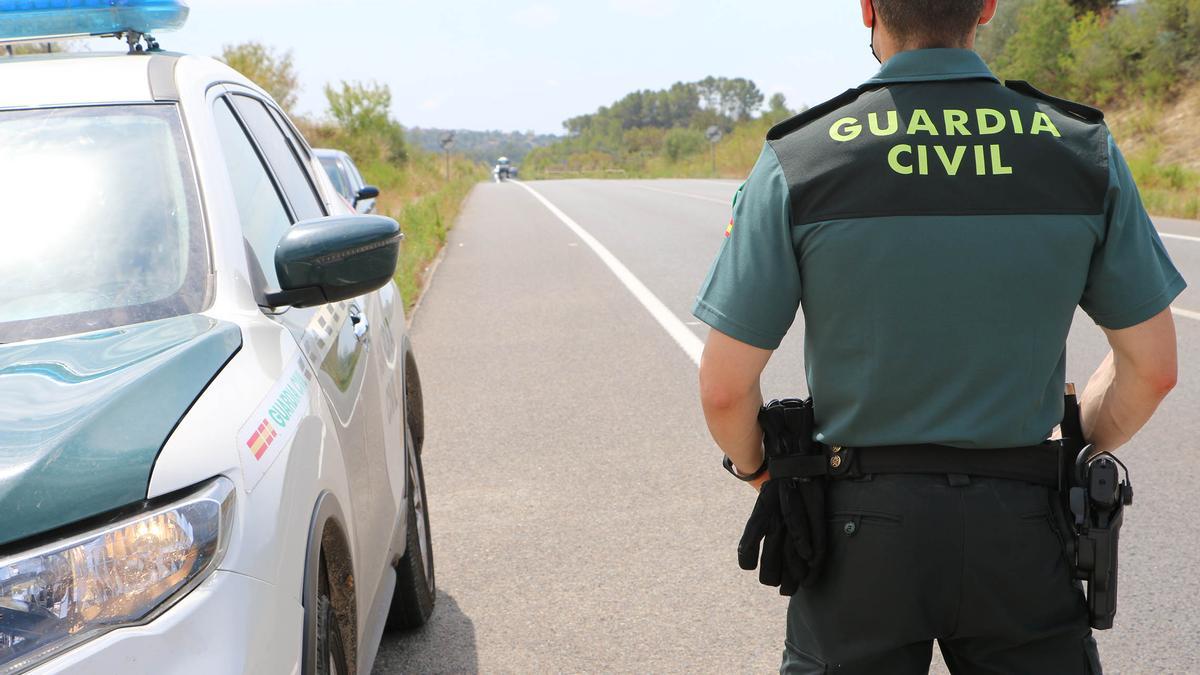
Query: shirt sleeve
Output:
[[692, 143, 800, 350], [1079, 134, 1187, 329]]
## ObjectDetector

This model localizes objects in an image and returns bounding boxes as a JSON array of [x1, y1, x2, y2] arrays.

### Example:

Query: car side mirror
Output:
[[354, 185, 380, 205], [265, 214, 402, 309]]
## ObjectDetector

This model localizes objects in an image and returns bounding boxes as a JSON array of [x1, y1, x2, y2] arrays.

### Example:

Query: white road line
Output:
[[1173, 307, 1200, 322], [629, 184, 731, 206], [1160, 232, 1200, 244], [514, 181, 705, 366]]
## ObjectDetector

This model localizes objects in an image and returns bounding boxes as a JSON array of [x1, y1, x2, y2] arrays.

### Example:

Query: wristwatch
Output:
[[723, 454, 768, 482]]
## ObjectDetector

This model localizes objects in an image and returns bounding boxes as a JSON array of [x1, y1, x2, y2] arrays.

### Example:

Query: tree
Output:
[[326, 81, 392, 134], [976, 0, 1036, 64], [994, 0, 1075, 89], [1069, 0, 1119, 13], [696, 76, 765, 121], [766, 93, 792, 122], [220, 42, 300, 113], [719, 78, 765, 121], [324, 81, 407, 163]]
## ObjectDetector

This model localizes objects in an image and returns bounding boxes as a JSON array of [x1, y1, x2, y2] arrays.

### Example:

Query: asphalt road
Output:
[[374, 179, 1200, 674]]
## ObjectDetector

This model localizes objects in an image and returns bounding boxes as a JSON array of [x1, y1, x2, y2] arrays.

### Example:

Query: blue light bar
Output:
[[0, 0, 189, 42]]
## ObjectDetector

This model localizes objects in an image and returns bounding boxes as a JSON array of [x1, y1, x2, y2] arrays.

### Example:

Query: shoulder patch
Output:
[[1004, 80, 1104, 124], [766, 87, 865, 141]]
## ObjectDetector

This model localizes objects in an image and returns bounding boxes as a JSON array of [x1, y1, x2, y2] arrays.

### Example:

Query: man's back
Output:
[[694, 3, 1182, 672], [694, 49, 1183, 449]]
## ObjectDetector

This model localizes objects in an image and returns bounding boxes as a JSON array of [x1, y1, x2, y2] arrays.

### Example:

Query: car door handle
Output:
[[350, 308, 369, 342]]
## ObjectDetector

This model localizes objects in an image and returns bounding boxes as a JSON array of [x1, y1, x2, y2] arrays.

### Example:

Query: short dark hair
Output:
[[873, 0, 987, 48]]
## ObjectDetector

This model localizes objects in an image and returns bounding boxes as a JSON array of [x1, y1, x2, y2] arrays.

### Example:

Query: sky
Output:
[[82, 1, 883, 135]]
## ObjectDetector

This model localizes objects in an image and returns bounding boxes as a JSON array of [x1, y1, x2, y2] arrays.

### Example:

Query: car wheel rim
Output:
[[409, 449, 433, 591]]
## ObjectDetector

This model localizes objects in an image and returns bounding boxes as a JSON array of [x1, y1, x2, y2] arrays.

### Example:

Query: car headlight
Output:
[[0, 477, 235, 673]]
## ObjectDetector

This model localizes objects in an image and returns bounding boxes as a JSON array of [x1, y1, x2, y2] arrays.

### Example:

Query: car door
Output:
[[215, 91, 392, 575], [264, 104, 402, 523], [241, 91, 405, 586]]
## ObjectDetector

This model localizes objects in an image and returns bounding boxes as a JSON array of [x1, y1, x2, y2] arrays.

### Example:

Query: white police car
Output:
[[0, 3, 434, 673]]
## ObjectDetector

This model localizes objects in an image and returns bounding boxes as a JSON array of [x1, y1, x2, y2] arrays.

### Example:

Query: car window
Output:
[[0, 105, 208, 343], [344, 158, 366, 191], [320, 156, 354, 201], [212, 98, 292, 296], [230, 95, 325, 222], [267, 105, 332, 208], [269, 106, 313, 162]]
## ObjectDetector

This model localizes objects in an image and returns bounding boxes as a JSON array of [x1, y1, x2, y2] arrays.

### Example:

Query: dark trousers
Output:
[[781, 474, 1103, 674]]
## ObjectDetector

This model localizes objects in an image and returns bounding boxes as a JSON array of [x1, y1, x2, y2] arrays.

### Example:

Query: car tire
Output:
[[315, 563, 350, 675], [387, 422, 436, 630]]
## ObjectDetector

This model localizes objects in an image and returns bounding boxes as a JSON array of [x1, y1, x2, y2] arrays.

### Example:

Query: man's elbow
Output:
[[1147, 366, 1178, 398], [1129, 360, 1178, 400], [698, 368, 745, 414]]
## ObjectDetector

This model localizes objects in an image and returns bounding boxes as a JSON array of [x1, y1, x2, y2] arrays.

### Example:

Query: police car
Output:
[[0, 3, 434, 673]]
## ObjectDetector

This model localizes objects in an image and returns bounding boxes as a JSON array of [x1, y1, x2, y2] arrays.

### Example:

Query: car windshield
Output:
[[0, 105, 208, 343], [320, 156, 354, 201]]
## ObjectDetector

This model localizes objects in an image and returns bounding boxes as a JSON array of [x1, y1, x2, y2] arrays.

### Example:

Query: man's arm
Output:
[[699, 329, 774, 488], [1080, 307, 1178, 453]]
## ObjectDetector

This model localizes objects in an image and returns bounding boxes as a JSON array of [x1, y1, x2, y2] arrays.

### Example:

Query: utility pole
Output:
[[440, 131, 455, 181], [706, 126, 723, 177]]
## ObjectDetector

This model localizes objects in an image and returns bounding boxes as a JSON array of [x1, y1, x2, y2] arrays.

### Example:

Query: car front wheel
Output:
[[315, 561, 350, 674]]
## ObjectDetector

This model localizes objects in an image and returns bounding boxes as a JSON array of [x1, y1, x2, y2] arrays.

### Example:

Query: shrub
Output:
[[663, 128, 707, 162]]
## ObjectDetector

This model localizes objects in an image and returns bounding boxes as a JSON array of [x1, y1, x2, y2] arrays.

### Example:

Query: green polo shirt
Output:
[[693, 49, 1185, 449]]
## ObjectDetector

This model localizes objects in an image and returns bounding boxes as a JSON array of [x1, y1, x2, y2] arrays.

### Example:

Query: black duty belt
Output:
[[770, 442, 1062, 488]]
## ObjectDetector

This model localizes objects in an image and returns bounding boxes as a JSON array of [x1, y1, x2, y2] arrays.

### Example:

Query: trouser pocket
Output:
[[829, 509, 902, 538]]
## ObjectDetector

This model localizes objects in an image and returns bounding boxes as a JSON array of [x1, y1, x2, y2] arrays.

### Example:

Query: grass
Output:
[[357, 152, 486, 310], [1127, 151, 1200, 219], [1124, 141, 1200, 220]]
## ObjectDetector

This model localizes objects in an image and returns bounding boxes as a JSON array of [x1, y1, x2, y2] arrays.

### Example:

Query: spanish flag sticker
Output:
[[726, 181, 745, 238], [246, 419, 279, 460]]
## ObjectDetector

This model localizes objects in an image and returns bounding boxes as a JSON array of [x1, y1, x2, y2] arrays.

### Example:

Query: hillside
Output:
[[405, 128, 560, 164], [1106, 84, 1200, 218], [1108, 85, 1200, 171]]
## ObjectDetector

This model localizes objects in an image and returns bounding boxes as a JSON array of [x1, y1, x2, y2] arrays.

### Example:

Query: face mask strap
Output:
[[869, 0, 882, 64]]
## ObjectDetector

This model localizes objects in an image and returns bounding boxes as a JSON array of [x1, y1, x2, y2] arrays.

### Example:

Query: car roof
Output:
[[0, 50, 260, 110]]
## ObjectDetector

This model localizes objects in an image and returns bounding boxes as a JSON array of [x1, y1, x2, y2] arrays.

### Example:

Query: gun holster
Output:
[[1057, 390, 1135, 630]]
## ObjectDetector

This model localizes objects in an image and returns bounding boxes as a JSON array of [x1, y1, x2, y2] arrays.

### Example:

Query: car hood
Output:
[[0, 315, 241, 547]]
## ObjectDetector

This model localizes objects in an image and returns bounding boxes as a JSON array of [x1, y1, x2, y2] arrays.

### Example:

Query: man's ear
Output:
[[860, 0, 875, 29], [980, 0, 999, 25]]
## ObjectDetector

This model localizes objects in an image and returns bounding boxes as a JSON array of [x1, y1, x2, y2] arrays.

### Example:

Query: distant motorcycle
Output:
[[493, 156, 518, 182]]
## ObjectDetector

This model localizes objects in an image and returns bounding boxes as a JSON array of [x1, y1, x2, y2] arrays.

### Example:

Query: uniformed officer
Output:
[[694, 1, 1184, 673]]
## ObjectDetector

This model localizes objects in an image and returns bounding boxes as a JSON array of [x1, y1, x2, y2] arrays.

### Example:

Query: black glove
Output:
[[737, 479, 795, 592], [778, 475, 827, 588], [737, 399, 829, 596], [738, 476, 826, 596]]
